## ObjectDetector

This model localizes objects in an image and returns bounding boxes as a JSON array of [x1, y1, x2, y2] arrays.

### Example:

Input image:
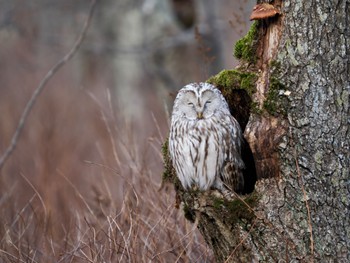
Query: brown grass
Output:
[[0, 2, 253, 261], [0, 47, 212, 262], [0, 84, 213, 262]]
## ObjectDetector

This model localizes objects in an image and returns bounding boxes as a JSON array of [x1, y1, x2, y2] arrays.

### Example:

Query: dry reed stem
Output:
[[19, 173, 48, 229], [57, 170, 95, 217], [0, 248, 27, 263]]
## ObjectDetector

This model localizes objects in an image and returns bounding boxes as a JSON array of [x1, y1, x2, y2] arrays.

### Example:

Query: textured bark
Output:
[[165, 0, 349, 262], [273, 0, 350, 260]]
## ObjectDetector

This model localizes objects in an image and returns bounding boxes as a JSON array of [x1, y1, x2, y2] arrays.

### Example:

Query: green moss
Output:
[[253, 60, 289, 116], [269, 60, 282, 74], [161, 138, 171, 181], [250, 101, 263, 115], [212, 191, 260, 225], [213, 197, 224, 209], [207, 69, 258, 97], [207, 67, 288, 117], [263, 77, 288, 116], [233, 21, 259, 63]]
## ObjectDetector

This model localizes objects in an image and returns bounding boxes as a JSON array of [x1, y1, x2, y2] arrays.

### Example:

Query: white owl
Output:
[[169, 82, 245, 193]]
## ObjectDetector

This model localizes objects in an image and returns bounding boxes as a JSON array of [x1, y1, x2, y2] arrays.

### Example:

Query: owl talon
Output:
[[209, 189, 235, 201], [221, 190, 235, 201]]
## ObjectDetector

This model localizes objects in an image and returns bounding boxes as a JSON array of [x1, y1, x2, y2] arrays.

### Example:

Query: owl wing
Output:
[[221, 115, 245, 193]]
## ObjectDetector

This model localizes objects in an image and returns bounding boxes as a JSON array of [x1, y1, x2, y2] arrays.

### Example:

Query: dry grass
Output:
[[0, 2, 254, 261], [0, 88, 213, 262], [0, 69, 213, 262]]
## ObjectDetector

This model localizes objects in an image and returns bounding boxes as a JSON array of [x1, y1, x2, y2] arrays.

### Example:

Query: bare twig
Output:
[[224, 218, 258, 263], [213, 190, 299, 258], [0, 0, 97, 171], [295, 152, 314, 261]]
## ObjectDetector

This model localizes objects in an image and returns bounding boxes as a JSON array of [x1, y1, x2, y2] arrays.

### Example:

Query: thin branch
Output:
[[0, 0, 97, 171], [226, 191, 300, 257], [294, 152, 314, 261], [224, 218, 258, 263]]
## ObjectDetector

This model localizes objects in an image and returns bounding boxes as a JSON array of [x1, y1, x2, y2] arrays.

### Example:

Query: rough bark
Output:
[[274, 0, 349, 261], [163, 0, 349, 262]]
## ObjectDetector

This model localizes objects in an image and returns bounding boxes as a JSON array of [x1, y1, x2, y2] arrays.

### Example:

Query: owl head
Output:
[[172, 82, 230, 120]]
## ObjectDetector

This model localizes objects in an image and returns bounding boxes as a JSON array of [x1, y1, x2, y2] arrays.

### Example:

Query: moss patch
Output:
[[269, 60, 282, 75], [212, 191, 260, 225], [207, 69, 258, 97], [263, 77, 288, 116], [250, 101, 263, 115], [161, 138, 172, 182], [207, 69, 257, 129], [233, 21, 259, 64], [161, 137, 181, 188]]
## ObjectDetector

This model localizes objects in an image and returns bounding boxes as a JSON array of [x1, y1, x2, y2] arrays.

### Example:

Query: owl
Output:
[[169, 82, 245, 194]]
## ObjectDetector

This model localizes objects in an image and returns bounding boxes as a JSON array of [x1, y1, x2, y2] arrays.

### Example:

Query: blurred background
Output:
[[0, 0, 254, 261]]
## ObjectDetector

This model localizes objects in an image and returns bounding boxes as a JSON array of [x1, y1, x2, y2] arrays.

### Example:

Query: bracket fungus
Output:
[[250, 3, 281, 20]]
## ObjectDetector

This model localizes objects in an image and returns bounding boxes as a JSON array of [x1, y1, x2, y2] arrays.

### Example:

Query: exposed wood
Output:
[[244, 115, 286, 179]]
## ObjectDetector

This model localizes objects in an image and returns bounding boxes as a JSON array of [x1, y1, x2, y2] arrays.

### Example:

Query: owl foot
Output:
[[210, 189, 235, 201], [222, 189, 236, 201]]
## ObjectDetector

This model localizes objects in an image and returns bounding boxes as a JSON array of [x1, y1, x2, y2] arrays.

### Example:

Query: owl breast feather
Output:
[[170, 116, 229, 190]]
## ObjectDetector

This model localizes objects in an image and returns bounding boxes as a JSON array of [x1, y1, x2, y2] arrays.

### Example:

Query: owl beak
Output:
[[197, 112, 203, 119]]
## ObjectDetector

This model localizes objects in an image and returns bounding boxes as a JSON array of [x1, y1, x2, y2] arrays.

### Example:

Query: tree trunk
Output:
[[163, 0, 349, 262]]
